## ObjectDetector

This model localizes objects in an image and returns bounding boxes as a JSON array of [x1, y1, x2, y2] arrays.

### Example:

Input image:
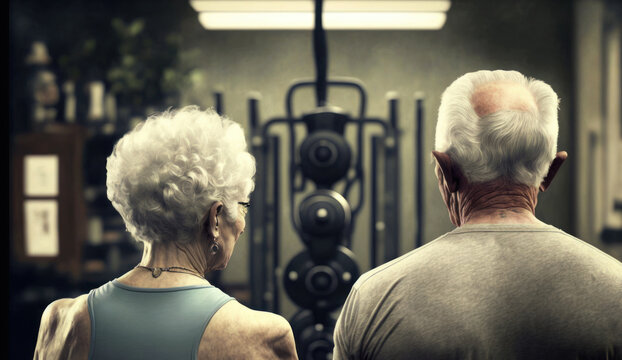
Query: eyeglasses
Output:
[[238, 201, 250, 216]]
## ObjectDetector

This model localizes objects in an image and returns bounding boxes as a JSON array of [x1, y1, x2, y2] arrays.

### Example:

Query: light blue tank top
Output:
[[87, 279, 235, 360]]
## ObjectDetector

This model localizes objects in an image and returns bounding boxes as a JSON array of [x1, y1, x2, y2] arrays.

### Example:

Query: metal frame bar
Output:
[[415, 96, 424, 249]]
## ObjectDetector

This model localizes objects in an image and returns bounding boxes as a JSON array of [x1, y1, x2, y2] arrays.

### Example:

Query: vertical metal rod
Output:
[[393, 97, 400, 260], [313, 0, 328, 106], [248, 96, 263, 309], [271, 136, 280, 314], [384, 138, 399, 262], [383, 95, 400, 262], [355, 113, 365, 215], [288, 122, 299, 234], [258, 133, 274, 310], [388, 94, 398, 129], [371, 136, 380, 268], [214, 92, 223, 115], [249, 95, 259, 130], [415, 95, 425, 249]]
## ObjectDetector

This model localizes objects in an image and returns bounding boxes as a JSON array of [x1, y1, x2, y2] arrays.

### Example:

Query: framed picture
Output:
[[11, 124, 87, 279]]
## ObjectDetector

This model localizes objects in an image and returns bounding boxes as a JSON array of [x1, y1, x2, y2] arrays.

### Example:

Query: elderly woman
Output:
[[34, 106, 298, 359]]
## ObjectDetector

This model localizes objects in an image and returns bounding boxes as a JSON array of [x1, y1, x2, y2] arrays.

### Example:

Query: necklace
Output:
[[134, 265, 206, 280]]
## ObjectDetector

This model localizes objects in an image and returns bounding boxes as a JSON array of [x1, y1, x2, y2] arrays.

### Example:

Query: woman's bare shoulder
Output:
[[198, 301, 298, 359], [34, 294, 91, 360], [220, 301, 292, 329]]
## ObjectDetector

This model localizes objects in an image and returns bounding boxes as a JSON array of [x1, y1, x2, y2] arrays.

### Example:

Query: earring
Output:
[[211, 241, 220, 254]]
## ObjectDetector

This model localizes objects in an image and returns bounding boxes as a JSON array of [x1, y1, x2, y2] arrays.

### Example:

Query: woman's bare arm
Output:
[[33, 295, 90, 360], [199, 301, 298, 359], [263, 315, 298, 360]]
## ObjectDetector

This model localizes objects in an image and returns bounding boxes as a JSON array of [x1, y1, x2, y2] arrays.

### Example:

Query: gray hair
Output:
[[106, 106, 255, 244], [435, 70, 559, 187]]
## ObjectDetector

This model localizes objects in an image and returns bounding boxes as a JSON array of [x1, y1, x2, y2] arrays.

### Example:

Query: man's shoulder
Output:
[[353, 225, 622, 292], [444, 223, 622, 268], [353, 233, 451, 292], [526, 226, 622, 274], [34, 294, 90, 360]]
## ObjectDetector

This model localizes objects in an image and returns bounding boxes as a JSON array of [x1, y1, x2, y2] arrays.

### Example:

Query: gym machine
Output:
[[236, 1, 426, 358]]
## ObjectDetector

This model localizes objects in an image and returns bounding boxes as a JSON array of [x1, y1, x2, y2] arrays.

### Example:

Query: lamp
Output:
[[190, 0, 451, 30]]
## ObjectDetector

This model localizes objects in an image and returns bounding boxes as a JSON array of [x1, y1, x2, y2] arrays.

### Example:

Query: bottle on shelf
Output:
[[25, 41, 60, 131]]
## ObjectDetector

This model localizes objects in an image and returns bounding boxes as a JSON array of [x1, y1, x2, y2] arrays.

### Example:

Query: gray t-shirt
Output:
[[333, 223, 622, 360]]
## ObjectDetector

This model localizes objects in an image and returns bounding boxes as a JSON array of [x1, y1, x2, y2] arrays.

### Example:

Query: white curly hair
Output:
[[106, 106, 255, 244], [435, 70, 559, 187]]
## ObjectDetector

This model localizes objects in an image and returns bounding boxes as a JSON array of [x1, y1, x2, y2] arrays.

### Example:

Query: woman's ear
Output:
[[206, 201, 224, 239]]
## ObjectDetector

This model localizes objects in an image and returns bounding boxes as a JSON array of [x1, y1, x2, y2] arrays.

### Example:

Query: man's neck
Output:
[[456, 179, 541, 226]]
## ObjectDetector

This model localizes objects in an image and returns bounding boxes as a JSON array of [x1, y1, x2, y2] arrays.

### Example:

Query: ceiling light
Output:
[[191, 1, 451, 30]]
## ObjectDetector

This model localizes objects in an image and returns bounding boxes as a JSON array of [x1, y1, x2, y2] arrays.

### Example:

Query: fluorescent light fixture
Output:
[[198, 11, 446, 30], [191, 1, 451, 30], [190, 1, 451, 13]]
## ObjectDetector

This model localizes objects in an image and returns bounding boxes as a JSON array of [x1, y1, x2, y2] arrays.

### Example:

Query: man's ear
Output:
[[207, 201, 224, 238], [539, 151, 568, 192], [432, 151, 460, 193]]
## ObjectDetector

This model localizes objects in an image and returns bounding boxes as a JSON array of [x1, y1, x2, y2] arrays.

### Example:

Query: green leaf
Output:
[[129, 19, 145, 36]]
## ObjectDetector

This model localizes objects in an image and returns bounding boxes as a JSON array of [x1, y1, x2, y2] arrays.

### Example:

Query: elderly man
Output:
[[333, 70, 622, 359]]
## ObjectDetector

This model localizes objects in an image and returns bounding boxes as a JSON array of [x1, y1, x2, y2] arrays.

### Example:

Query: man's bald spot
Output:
[[471, 82, 537, 117]]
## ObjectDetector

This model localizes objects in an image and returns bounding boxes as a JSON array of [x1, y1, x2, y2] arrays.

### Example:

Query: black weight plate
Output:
[[298, 190, 351, 238], [300, 130, 351, 186], [283, 246, 359, 311], [289, 310, 336, 360]]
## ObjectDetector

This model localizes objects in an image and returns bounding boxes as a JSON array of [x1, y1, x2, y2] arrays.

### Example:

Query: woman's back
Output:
[[34, 274, 297, 360], [88, 280, 232, 359]]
